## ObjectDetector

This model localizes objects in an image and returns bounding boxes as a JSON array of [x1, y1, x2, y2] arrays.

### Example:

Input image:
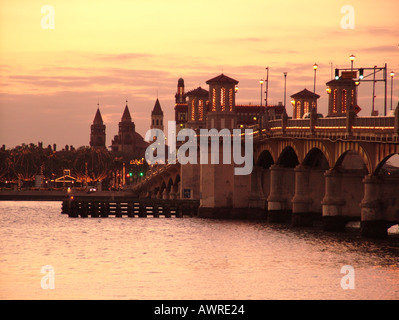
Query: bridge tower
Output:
[[186, 87, 209, 130], [326, 72, 358, 117], [205, 74, 239, 130], [291, 88, 320, 119]]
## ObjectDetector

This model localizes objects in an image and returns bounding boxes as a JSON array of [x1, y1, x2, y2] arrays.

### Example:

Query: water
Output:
[[0, 201, 398, 300]]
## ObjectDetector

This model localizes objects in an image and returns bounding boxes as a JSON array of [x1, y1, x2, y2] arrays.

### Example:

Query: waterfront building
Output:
[[174, 76, 286, 130]]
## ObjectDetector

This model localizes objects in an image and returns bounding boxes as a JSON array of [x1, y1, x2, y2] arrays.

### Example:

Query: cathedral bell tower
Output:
[[90, 104, 106, 149], [151, 98, 164, 132]]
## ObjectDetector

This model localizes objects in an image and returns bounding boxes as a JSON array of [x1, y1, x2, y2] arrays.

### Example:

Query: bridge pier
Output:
[[248, 166, 266, 211], [361, 175, 399, 238], [292, 165, 314, 226], [292, 165, 325, 226], [321, 168, 365, 231], [267, 164, 293, 223], [321, 169, 347, 231]]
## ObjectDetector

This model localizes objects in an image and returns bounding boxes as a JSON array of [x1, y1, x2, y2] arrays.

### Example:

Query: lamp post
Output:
[[349, 55, 355, 108], [350, 54, 355, 71], [265, 67, 269, 108], [259, 79, 264, 129], [313, 63, 318, 110], [391, 71, 395, 111], [283, 72, 287, 111], [260, 79, 264, 107]]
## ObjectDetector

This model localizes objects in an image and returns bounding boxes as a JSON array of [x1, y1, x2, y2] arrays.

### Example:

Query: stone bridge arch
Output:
[[277, 140, 302, 164], [333, 142, 373, 175]]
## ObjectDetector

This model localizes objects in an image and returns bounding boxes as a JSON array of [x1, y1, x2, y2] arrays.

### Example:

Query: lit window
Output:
[[191, 99, 195, 121], [212, 88, 216, 111], [342, 89, 347, 113], [229, 88, 233, 111], [199, 99, 204, 121], [221, 87, 226, 111], [333, 89, 338, 113], [304, 101, 309, 115]]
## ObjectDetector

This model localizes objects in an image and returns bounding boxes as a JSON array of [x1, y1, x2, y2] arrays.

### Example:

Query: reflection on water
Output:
[[0, 201, 398, 300]]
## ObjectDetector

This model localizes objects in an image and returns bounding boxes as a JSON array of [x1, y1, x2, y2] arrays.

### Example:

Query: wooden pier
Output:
[[62, 197, 200, 218]]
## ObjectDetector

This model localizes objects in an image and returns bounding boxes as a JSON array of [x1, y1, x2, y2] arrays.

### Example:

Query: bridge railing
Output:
[[315, 117, 346, 129], [353, 116, 394, 128], [268, 119, 283, 129], [259, 113, 397, 141]]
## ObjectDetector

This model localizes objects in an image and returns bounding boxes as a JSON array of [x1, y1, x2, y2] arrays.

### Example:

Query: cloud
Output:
[[88, 52, 153, 61], [357, 44, 399, 54]]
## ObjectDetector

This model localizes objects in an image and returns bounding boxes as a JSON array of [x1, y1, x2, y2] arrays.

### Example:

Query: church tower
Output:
[[90, 104, 106, 149], [205, 74, 239, 130], [151, 98, 164, 131], [175, 78, 186, 104], [111, 100, 136, 154], [174, 78, 188, 134]]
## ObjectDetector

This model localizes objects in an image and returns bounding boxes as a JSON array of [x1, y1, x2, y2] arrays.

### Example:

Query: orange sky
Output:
[[0, 0, 398, 148]]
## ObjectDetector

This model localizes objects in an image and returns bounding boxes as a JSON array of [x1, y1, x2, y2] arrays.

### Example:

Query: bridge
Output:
[[132, 106, 399, 238]]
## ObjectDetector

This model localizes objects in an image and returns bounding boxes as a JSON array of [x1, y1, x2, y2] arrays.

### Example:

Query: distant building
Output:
[[290, 88, 320, 119], [173, 75, 286, 130], [90, 106, 106, 149], [110, 101, 148, 158]]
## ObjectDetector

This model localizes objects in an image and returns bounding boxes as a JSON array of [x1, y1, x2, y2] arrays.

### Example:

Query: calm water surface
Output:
[[0, 201, 398, 300]]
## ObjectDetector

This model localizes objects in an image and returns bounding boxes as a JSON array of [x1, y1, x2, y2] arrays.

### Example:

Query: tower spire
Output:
[[122, 99, 132, 122]]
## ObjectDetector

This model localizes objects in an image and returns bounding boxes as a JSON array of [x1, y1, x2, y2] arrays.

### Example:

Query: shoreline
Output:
[[0, 190, 136, 201]]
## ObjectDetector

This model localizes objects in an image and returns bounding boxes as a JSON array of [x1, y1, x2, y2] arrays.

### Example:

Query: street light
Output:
[[349, 55, 355, 108], [283, 72, 287, 111], [350, 54, 355, 71], [391, 71, 395, 110], [313, 63, 318, 110], [260, 79, 264, 107]]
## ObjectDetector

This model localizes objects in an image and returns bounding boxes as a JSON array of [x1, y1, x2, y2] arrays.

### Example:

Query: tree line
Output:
[[0, 143, 147, 189]]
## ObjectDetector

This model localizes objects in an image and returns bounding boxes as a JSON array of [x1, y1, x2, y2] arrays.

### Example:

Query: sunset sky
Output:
[[1, 0, 398, 149]]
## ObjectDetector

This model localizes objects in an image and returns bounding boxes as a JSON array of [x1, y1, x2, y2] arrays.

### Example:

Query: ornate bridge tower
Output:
[[206, 74, 239, 130]]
